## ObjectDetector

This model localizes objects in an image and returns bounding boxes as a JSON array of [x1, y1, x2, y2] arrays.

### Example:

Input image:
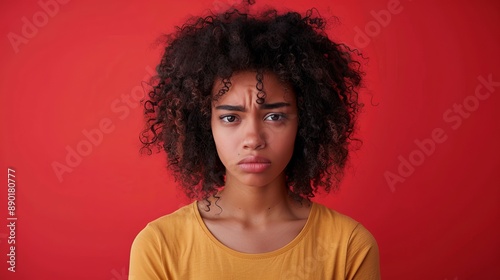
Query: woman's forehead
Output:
[[212, 71, 295, 103]]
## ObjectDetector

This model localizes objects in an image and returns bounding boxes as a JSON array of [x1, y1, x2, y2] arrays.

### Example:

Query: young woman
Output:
[[130, 4, 380, 280]]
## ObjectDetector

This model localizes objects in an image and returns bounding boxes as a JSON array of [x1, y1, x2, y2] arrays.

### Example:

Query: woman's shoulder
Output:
[[134, 202, 198, 240], [311, 202, 377, 243], [150, 202, 196, 224], [312, 203, 380, 278], [312, 202, 359, 226]]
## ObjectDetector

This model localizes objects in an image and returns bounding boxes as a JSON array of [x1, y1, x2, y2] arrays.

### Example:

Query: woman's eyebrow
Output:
[[214, 102, 290, 111], [214, 105, 245, 111], [259, 102, 290, 110]]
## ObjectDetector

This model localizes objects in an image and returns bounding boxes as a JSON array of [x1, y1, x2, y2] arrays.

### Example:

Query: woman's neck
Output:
[[208, 173, 303, 225]]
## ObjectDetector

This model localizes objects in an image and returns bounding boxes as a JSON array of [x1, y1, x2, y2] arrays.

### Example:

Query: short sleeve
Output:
[[345, 223, 381, 280], [129, 224, 167, 280]]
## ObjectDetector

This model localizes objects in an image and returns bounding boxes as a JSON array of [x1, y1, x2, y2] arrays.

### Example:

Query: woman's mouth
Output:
[[237, 156, 271, 173]]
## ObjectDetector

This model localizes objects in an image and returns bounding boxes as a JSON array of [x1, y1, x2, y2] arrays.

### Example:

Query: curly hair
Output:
[[140, 6, 364, 203]]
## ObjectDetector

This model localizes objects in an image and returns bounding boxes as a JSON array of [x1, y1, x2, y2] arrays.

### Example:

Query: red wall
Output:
[[1, 0, 499, 279]]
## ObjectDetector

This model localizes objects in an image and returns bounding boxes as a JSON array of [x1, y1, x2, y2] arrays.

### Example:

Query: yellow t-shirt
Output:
[[129, 201, 380, 280]]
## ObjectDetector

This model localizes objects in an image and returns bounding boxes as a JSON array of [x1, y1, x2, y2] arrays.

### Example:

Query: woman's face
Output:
[[211, 71, 298, 188]]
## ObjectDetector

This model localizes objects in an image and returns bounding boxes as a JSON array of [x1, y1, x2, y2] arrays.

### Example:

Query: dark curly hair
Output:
[[140, 5, 364, 203]]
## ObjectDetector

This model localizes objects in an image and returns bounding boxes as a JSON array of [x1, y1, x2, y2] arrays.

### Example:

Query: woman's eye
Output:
[[220, 115, 237, 123], [265, 113, 285, 121]]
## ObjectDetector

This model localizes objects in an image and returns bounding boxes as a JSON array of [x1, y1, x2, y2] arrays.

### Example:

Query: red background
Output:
[[1, 0, 499, 279]]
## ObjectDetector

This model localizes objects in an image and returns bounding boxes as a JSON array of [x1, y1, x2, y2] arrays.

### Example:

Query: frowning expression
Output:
[[211, 71, 298, 188]]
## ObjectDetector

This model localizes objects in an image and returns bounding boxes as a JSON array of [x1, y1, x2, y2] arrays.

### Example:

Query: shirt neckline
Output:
[[191, 200, 317, 259]]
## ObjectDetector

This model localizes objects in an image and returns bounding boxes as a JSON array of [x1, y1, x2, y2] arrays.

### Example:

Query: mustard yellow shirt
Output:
[[129, 201, 380, 279]]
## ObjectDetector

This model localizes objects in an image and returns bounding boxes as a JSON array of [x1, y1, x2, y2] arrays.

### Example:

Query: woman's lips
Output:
[[237, 156, 271, 173]]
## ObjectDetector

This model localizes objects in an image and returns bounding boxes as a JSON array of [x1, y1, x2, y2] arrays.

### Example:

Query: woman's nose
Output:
[[242, 120, 266, 150]]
